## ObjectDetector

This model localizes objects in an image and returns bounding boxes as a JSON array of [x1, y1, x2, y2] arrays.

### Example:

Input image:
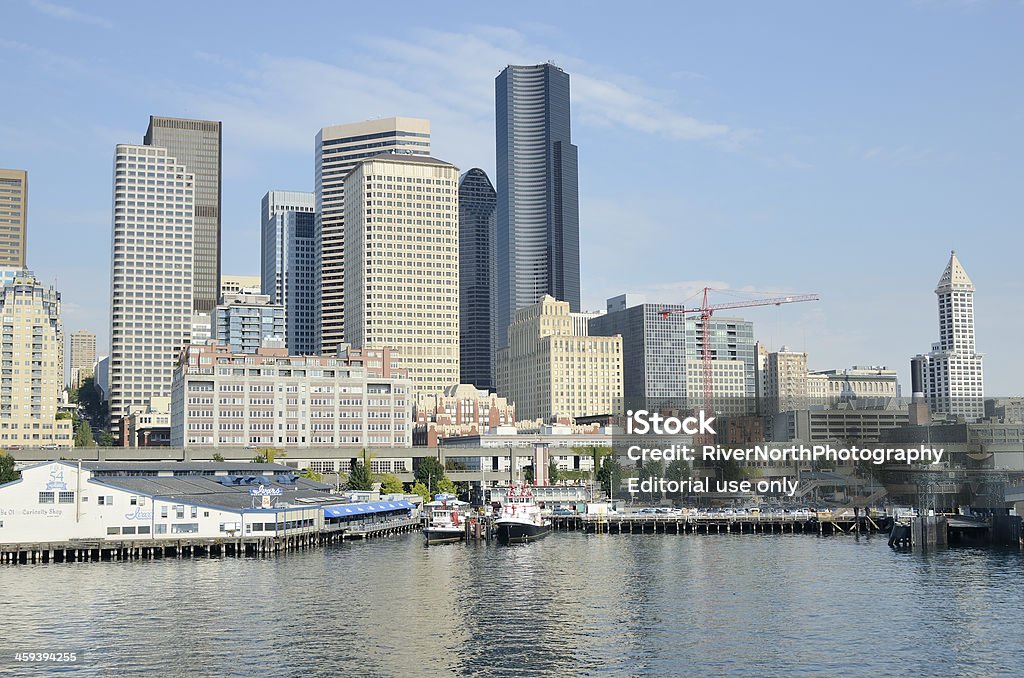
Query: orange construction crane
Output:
[[660, 287, 820, 415]]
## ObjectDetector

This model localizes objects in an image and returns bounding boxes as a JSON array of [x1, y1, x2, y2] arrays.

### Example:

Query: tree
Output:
[[409, 481, 431, 504], [347, 459, 374, 491], [523, 464, 535, 485], [73, 418, 95, 448], [211, 453, 225, 462], [665, 458, 690, 500], [98, 431, 115, 447], [436, 477, 457, 495], [415, 456, 446, 492], [253, 447, 285, 464], [377, 473, 404, 494], [641, 459, 665, 502], [300, 467, 324, 483], [0, 452, 18, 484], [597, 456, 624, 498], [548, 460, 560, 484]]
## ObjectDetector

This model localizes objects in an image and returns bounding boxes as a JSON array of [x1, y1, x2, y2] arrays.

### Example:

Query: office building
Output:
[[495, 63, 580, 347], [109, 144, 194, 440], [214, 291, 286, 354], [496, 296, 622, 421], [590, 295, 688, 411], [913, 251, 985, 422], [0, 169, 27, 267], [0, 272, 71, 447], [343, 154, 460, 395], [458, 168, 497, 391], [315, 117, 431, 354], [261, 190, 317, 355], [69, 329, 97, 390], [171, 342, 412, 448], [807, 367, 899, 405], [761, 346, 808, 414], [144, 116, 221, 312], [686, 316, 757, 403], [220, 275, 261, 296], [119, 396, 171, 447], [413, 384, 515, 446]]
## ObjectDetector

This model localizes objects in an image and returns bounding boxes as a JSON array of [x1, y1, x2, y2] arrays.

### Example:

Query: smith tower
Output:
[[495, 63, 580, 347], [912, 251, 984, 422]]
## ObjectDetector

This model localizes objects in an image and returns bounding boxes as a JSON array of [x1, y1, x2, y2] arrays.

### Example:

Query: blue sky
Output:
[[3, 0, 1022, 395]]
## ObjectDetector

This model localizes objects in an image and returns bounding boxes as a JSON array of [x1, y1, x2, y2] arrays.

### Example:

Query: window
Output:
[[107, 526, 120, 535], [171, 523, 199, 534], [58, 491, 75, 504], [39, 492, 54, 504], [138, 525, 151, 535], [130, 496, 138, 506], [190, 506, 197, 519], [155, 524, 167, 535], [121, 526, 136, 535], [160, 506, 168, 518], [175, 506, 184, 519]]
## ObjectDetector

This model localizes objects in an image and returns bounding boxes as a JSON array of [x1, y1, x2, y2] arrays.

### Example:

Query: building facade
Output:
[[413, 384, 515, 446], [214, 292, 286, 355], [0, 168, 27, 267], [807, 367, 899, 405], [315, 117, 431, 355], [686, 316, 757, 403], [69, 329, 97, 390], [761, 347, 809, 414], [220, 275, 261, 296], [496, 296, 623, 421], [119, 396, 170, 447], [171, 342, 412, 448], [913, 251, 984, 422], [458, 168, 497, 391], [261, 190, 317, 355], [343, 154, 460, 395], [109, 144, 194, 440], [495, 63, 580, 347], [144, 116, 221, 313], [0, 272, 71, 447], [590, 295, 688, 411]]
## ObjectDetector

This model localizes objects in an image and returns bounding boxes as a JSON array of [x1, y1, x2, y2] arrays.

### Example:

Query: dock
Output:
[[551, 511, 890, 536]]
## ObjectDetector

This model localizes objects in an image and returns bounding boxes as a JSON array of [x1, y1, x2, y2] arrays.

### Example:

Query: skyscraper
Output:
[[913, 251, 984, 422], [315, 117, 431, 354], [458, 168, 497, 391], [214, 292, 286, 355], [144, 116, 222, 313], [343, 153, 460, 395], [109, 144, 194, 440], [0, 272, 71, 447], [69, 329, 97, 389], [0, 168, 28, 267], [261, 190, 317, 354], [495, 63, 580, 347]]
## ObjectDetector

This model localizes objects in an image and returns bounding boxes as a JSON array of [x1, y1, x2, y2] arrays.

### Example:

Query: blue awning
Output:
[[322, 500, 414, 518]]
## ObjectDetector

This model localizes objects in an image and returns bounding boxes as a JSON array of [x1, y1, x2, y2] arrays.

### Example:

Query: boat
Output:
[[422, 494, 470, 545], [494, 485, 552, 544]]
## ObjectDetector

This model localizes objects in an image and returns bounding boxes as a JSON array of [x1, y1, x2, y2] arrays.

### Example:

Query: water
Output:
[[2, 533, 1023, 677]]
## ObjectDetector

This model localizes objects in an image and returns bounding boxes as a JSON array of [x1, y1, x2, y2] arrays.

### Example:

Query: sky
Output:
[[2, 0, 1022, 396]]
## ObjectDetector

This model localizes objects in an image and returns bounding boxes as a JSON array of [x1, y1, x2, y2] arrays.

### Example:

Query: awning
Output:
[[322, 500, 414, 518]]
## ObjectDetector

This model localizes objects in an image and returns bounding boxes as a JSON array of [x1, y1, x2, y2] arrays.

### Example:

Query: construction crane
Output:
[[660, 287, 820, 415]]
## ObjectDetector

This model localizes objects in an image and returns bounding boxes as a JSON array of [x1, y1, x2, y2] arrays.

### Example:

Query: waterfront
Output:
[[3, 534, 1024, 677]]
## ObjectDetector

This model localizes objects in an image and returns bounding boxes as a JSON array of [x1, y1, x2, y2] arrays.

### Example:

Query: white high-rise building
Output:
[[343, 153, 460, 395], [315, 117, 431, 355], [914, 251, 984, 422], [109, 144, 194, 439]]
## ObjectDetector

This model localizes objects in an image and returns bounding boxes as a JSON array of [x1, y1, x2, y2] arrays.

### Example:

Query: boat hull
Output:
[[494, 520, 552, 544], [423, 527, 465, 545]]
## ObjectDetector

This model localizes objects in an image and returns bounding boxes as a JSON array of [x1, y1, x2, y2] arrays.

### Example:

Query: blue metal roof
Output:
[[322, 500, 414, 518]]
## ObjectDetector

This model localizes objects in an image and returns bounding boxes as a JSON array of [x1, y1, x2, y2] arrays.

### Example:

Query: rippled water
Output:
[[2, 533, 1023, 677]]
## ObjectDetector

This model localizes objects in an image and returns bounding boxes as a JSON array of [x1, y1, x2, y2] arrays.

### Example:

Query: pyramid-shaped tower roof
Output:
[[935, 250, 974, 294]]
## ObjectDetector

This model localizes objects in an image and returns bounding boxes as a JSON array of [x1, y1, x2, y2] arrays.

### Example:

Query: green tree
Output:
[[409, 481, 431, 504], [211, 453, 225, 462], [98, 430, 115, 447], [548, 459, 560, 484], [436, 476, 457, 495], [377, 473, 404, 494], [300, 467, 324, 483], [0, 452, 18, 484], [641, 459, 665, 502], [665, 458, 690, 500], [253, 447, 285, 464], [73, 417, 95, 448], [597, 456, 624, 498], [347, 459, 374, 490], [523, 464, 535, 485], [416, 456, 446, 492]]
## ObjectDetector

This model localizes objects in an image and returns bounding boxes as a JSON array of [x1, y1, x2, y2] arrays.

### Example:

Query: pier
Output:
[[551, 511, 889, 536]]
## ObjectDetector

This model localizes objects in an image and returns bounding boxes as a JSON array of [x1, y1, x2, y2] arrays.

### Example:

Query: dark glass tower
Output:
[[459, 169, 497, 391], [495, 63, 580, 347], [144, 116, 222, 313]]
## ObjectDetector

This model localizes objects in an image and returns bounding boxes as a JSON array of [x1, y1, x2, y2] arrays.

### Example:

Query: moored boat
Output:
[[494, 485, 552, 544], [422, 494, 470, 545]]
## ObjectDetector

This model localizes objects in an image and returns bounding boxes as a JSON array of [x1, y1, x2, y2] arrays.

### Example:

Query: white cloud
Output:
[[29, 0, 113, 29]]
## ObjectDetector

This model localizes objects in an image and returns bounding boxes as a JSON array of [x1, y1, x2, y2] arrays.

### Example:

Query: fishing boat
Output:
[[422, 493, 469, 545], [494, 485, 552, 544]]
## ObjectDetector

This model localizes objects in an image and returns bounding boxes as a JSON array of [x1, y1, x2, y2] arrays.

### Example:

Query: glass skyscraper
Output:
[[261, 190, 316, 355], [495, 63, 580, 347], [144, 116, 222, 313], [458, 168, 497, 391]]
